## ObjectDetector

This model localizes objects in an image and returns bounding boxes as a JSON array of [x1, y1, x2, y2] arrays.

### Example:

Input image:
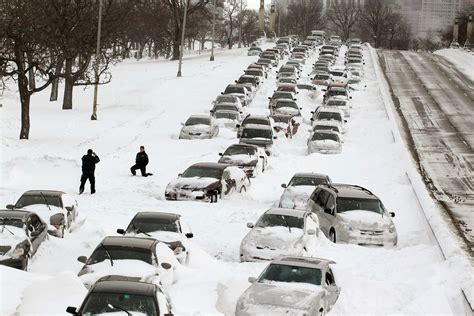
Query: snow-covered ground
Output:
[[434, 48, 474, 81], [1, 44, 471, 315]]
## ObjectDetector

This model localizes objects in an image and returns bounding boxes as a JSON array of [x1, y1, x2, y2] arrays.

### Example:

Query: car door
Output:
[[314, 189, 331, 235], [325, 267, 340, 306], [324, 193, 337, 232]]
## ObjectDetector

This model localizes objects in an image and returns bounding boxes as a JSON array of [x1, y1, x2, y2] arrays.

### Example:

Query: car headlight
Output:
[[10, 246, 25, 258], [341, 221, 353, 231]]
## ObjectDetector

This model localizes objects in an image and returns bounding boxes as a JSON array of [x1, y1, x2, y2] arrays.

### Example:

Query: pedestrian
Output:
[[130, 146, 153, 177], [79, 149, 100, 194]]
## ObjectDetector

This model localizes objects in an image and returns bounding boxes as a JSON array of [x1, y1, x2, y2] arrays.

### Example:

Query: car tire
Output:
[[329, 229, 336, 243]]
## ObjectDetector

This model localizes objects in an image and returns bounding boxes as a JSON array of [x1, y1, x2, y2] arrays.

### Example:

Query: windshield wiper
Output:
[[107, 304, 131, 316], [100, 243, 114, 267], [1, 224, 15, 235], [40, 192, 51, 211], [281, 216, 292, 233], [131, 223, 151, 237]]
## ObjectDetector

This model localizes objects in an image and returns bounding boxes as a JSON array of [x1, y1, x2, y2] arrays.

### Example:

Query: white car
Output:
[[77, 236, 177, 289], [222, 84, 251, 106], [307, 130, 342, 154], [212, 94, 243, 112], [179, 115, 219, 139], [277, 77, 297, 87], [310, 107, 346, 132], [240, 208, 321, 262], [279, 173, 332, 209], [237, 115, 272, 138], [271, 100, 302, 117], [218, 143, 268, 178], [325, 97, 351, 118], [236, 256, 340, 316], [213, 110, 242, 130], [117, 212, 194, 264]]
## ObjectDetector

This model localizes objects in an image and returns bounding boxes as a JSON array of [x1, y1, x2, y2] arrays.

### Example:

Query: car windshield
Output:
[[311, 132, 339, 142], [0, 218, 24, 229], [289, 176, 328, 187], [314, 75, 329, 80], [224, 86, 245, 94], [224, 146, 256, 156], [272, 92, 293, 99], [249, 47, 261, 51], [81, 292, 157, 316], [215, 112, 238, 120], [316, 112, 342, 121], [313, 125, 339, 133], [241, 128, 272, 139], [259, 264, 322, 286], [185, 117, 210, 126], [87, 246, 153, 265], [327, 100, 347, 106], [15, 194, 62, 208], [330, 71, 344, 76], [337, 197, 384, 214], [280, 79, 296, 84], [215, 95, 237, 103], [243, 118, 269, 126], [214, 105, 237, 112], [127, 218, 179, 234], [245, 71, 261, 76], [181, 166, 222, 179], [256, 214, 304, 229], [280, 67, 294, 72], [271, 115, 291, 123], [275, 101, 298, 109], [329, 90, 347, 97], [238, 77, 255, 84]]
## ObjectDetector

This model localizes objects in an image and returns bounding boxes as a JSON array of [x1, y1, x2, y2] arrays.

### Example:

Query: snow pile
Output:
[[434, 49, 474, 81]]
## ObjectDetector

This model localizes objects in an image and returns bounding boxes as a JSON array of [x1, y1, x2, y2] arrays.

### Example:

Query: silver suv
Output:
[[306, 184, 397, 247]]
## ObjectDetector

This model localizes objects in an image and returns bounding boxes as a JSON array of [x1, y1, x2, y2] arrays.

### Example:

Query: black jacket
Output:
[[82, 153, 100, 173], [135, 152, 149, 167]]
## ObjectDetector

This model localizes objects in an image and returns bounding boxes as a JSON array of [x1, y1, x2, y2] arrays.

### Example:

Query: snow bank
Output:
[[434, 49, 474, 81]]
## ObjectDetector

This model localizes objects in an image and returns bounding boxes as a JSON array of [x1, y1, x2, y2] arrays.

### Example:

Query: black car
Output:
[[66, 275, 174, 316], [0, 210, 48, 270]]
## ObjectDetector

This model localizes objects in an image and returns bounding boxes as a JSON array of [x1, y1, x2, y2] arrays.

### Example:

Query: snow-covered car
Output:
[[212, 94, 243, 111], [179, 115, 219, 140], [237, 115, 272, 138], [271, 100, 302, 117], [236, 256, 340, 315], [77, 236, 177, 289], [310, 121, 344, 141], [218, 143, 268, 177], [346, 69, 363, 84], [276, 84, 299, 95], [277, 65, 299, 79], [213, 110, 242, 130], [247, 63, 269, 78], [268, 91, 297, 108], [240, 208, 320, 262], [270, 114, 292, 134], [239, 124, 276, 156], [311, 72, 331, 87], [306, 183, 398, 247], [222, 84, 251, 106], [277, 77, 297, 87], [297, 83, 318, 98], [211, 103, 242, 114], [0, 210, 48, 270], [235, 75, 260, 96], [279, 173, 332, 209], [165, 162, 250, 203], [310, 107, 346, 132], [289, 53, 306, 64], [329, 68, 347, 83], [6, 190, 78, 238], [66, 275, 174, 316], [256, 58, 273, 69], [116, 212, 194, 264], [247, 46, 262, 56], [307, 130, 342, 154], [244, 69, 265, 82], [326, 97, 351, 118]]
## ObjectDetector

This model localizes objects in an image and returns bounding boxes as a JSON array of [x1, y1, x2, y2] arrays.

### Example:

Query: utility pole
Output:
[[91, 0, 103, 121], [238, 0, 243, 48], [210, 0, 216, 61], [177, 0, 189, 77]]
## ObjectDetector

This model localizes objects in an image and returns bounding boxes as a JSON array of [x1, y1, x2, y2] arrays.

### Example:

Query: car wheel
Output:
[[329, 229, 336, 243], [240, 186, 246, 193]]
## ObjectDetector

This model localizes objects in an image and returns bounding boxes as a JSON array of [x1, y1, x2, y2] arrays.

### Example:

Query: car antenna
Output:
[[100, 243, 114, 267], [40, 192, 51, 211]]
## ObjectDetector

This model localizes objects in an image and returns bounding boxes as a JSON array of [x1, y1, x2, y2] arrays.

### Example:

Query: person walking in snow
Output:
[[131, 146, 152, 177], [80, 149, 100, 194]]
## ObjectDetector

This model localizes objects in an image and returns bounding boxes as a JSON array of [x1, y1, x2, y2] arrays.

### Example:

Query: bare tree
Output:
[[326, 1, 359, 41], [222, 0, 241, 49], [358, 0, 392, 48], [279, 0, 324, 38]]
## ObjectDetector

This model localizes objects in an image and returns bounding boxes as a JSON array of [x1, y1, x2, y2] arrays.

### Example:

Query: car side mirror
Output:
[[248, 277, 257, 283], [349, 96, 352, 99], [66, 306, 78, 315], [116, 228, 126, 235], [218, 153, 223, 156], [259, 155, 265, 159], [6, 204, 14, 210], [299, 107, 302, 110], [185, 233, 194, 238], [389, 212, 395, 218], [161, 262, 172, 270], [210, 110, 214, 113], [273, 136, 277, 139], [220, 92, 224, 95], [246, 222, 254, 228], [268, 97, 271, 100], [236, 124, 240, 128], [235, 80, 238, 83], [307, 229, 316, 235], [344, 120, 348, 123], [178, 173, 182, 177], [77, 256, 87, 264], [281, 183, 287, 188]]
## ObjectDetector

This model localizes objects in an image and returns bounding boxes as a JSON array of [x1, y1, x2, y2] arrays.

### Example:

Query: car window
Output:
[[315, 190, 330, 208], [325, 194, 335, 211], [325, 269, 335, 285], [30, 215, 43, 230], [222, 170, 231, 180]]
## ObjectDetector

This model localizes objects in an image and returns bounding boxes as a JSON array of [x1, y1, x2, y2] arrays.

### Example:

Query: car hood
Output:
[[280, 186, 315, 208], [240, 281, 323, 310], [274, 107, 300, 116], [338, 210, 393, 230], [309, 139, 341, 148], [243, 226, 304, 249], [181, 125, 211, 133], [219, 154, 257, 166], [167, 177, 220, 190], [0, 226, 28, 254], [79, 259, 158, 285]]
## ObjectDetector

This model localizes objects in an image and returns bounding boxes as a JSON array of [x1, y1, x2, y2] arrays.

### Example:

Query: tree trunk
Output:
[[50, 58, 63, 101], [171, 25, 181, 60], [20, 92, 30, 140], [27, 52, 35, 91], [62, 58, 74, 110]]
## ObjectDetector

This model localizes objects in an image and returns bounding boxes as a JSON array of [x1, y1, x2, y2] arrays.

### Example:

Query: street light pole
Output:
[[177, 0, 189, 77], [91, 0, 103, 121], [210, 0, 216, 61]]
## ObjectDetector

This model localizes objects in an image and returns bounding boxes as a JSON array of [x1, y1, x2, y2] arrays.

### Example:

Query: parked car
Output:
[[247, 63, 268, 78], [311, 72, 331, 87], [325, 97, 350, 117], [179, 115, 219, 140], [165, 163, 250, 202], [6, 190, 78, 238], [77, 236, 177, 289], [307, 130, 342, 154], [244, 69, 265, 82], [277, 77, 297, 87], [268, 91, 296, 108], [235, 75, 260, 96], [222, 84, 251, 106], [310, 121, 344, 140], [240, 208, 320, 262], [247, 46, 262, 56], [66, 275, 174, 316], [271, 100, 302, 117], [237, 115, 272, 138], [270, 114, 292, 134], [0, 209, 48, 270], [212, 94, 243, 111], [117, 212, 193, 264], [239, 124, 276, 156], [306, 183, 398, 246], [218, 144, 268, 177], [310, 107, 346, 131], [211, 103, 242, 114], [276, 84, 299, 95], [279, 173, 332, 209], [213, 110, 242, 130], [236, 256, 340, 315]]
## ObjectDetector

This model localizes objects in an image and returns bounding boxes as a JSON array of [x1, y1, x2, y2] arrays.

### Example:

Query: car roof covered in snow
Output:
[[100, 236, 158, 250], [91, 275, 157, 296], [21, 190, 65, 197], [325, 183, 378, 200], [0, 209, 33, 220], [132, 212, 181, 222], [272, 256, 336, 269], [242, 124, 273, 131], [264, 207, 307, 218], [189, 162, 230, 170], [187, 115, 211, 120]]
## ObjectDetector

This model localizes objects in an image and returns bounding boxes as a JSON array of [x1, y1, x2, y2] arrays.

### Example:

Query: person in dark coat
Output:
[[131, 146, 152, 177], [79, 149, 100, 194]]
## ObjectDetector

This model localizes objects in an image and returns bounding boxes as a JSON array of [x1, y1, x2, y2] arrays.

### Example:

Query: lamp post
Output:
[[177, 0, 189, 77], [210, 0, 216, 61], [91, 0, 103, 121]]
